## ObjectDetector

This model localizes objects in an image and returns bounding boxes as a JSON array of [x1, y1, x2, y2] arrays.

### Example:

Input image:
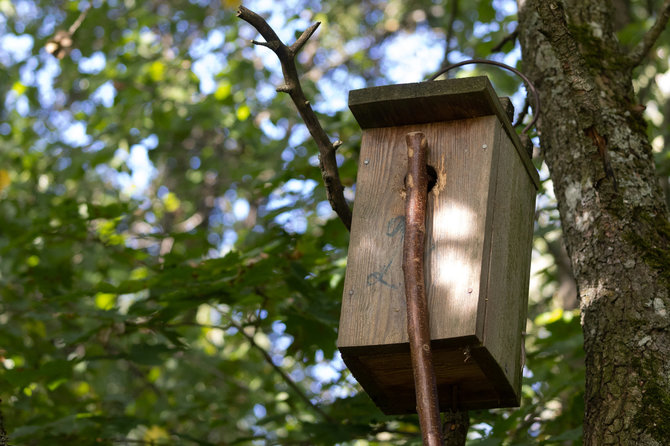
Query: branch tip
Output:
[[251, 40, 271, 48], [236, 6, 352, 230], [290, 21, 321, 53]]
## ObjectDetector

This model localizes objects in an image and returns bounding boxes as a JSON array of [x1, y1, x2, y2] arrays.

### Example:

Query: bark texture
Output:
[[442, 410, 469, 446], [517, 1, 670, 444]]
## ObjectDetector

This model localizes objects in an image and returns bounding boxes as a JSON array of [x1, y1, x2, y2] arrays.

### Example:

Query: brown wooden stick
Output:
[[237, 6, 352, 231], [403, 132, 442, 446]]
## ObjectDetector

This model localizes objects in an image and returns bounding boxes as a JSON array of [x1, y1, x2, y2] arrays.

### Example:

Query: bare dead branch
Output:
[[237, 6, 352, 230], [230, 321, 335, 423], [290, 22, 321, 54], [627, 0, 670, 66], [237, 6, 283, 49]]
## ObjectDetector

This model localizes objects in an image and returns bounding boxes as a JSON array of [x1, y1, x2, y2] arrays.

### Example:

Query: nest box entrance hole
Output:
[[405, 164, 438, 193]]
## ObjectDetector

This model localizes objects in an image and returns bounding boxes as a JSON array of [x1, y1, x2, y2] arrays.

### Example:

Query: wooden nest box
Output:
[[337, 76, 539, 414]]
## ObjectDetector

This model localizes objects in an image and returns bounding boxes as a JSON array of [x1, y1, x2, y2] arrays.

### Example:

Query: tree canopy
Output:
[[1, 0, 669, 444]]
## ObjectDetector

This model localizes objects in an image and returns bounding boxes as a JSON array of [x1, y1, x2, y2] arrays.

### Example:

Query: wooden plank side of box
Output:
[[424, 116, 497, 342], [478, 122, 537, 401], [337, 117, 498, 350]]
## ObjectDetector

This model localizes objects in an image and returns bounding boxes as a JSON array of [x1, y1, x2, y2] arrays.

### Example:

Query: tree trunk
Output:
[[517, 0, 670, 444], [0, 400, 7, 446], [443, 410, 469, 446]]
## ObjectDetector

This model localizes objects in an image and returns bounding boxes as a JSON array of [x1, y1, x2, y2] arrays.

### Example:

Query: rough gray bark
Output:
[[517, 0, 670, 444]]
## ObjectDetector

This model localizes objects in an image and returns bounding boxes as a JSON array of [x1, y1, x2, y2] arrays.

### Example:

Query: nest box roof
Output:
[[348, 76, 539, 188]]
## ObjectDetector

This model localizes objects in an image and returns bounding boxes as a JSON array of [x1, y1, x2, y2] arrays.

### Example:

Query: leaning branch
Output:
[[231, 321, 335, 423], [626, 0, 670, 66], [491, 29, 518, 53], [237, 6, 353, 231], [68, 3, 91, 35], [442, 0, 460, 67], [45, 4, 92, 59]]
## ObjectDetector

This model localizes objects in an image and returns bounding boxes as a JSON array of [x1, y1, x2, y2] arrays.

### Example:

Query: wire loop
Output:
[[428, 59, 540, 135]]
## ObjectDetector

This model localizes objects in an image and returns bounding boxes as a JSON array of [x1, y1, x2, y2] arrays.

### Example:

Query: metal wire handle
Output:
[[428, 59, 540, 135]]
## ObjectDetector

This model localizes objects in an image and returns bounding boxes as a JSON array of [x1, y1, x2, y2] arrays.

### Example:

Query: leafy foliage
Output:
[[0, 0, 668, 444]]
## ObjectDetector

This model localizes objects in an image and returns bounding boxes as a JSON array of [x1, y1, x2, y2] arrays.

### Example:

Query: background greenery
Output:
[[1, 0, 668, 444]]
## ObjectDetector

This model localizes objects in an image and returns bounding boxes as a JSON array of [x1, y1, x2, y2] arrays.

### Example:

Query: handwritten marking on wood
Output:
[[367, 259, 398, 290]]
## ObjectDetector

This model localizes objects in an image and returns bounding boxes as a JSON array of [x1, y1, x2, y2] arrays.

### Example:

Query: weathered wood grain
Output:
[[338, 117, 498, 348], [478, 121, 536, 392]]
